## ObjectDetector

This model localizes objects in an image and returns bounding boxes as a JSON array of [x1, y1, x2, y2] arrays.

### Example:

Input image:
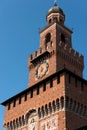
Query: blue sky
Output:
[[0, 0, 87, 129]]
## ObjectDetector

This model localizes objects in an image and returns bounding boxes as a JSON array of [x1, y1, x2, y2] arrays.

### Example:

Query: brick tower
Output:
[[1, 2, 87, 130]]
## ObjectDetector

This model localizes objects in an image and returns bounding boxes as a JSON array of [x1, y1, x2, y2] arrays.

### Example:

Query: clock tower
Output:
[[28, 3, 84, 87], [1, 2, 87, 130]]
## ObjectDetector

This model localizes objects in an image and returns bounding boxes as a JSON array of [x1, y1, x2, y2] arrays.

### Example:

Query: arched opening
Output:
[[26, 109, 36, 123], [49, 19, 52, 24], [61, 33, 65, 43], [53, 17, 57, 22], [45, 33, 51, 45]]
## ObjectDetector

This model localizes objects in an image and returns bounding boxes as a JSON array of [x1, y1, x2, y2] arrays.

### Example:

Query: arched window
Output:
[[61, 33, 65, 43], [45, 33, 51, 45], [49, 19, 52, 24], [53, 17, 57, 22]]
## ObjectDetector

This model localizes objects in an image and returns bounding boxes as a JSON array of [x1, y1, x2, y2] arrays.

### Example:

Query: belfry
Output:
[[1, 2, 87, 130]]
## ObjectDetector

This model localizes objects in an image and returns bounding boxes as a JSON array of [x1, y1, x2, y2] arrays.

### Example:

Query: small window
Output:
[[60, 19, 63, 23], [61, 33, 65, 43], [45, 33, 51, 44], [53, 17, 57, 22], [49, 19, 52, 24]]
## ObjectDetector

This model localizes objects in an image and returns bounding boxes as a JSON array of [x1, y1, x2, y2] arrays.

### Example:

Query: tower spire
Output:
[[54, 0, 57, 5]]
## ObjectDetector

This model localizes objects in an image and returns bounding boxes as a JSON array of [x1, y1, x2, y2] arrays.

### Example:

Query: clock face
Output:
[[35, 60, 49, 79]]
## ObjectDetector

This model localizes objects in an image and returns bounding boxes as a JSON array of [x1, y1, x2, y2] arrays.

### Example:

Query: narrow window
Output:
[[45, 33, 51, 44], [60, 19, 63, 23], [49, 19, 52, 24], [53, 17, 57, 22], [61, 33, 65, 43]]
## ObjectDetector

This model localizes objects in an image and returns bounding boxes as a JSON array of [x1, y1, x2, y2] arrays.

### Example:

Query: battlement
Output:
[[28, 41, 54, 67], [58, 41, 84, 66]]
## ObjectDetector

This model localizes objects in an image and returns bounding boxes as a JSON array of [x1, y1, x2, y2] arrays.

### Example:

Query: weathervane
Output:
[[54, 0, 57, 4]]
